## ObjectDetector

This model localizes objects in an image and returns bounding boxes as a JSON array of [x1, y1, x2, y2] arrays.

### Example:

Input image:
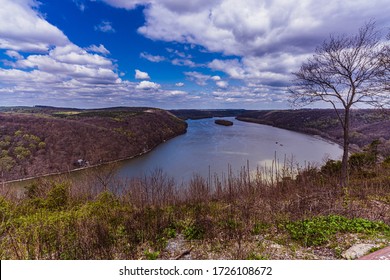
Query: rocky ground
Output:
[[154, 233, 390, 260]]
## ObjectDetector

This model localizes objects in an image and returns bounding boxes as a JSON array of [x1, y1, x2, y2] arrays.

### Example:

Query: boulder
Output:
[[342, 244, 376, 259]]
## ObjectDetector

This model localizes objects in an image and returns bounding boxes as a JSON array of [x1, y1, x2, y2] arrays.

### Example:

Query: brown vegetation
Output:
[[0, 160, 389, 260], [237, 109, 390, 154], [0, 107, 187, 181]]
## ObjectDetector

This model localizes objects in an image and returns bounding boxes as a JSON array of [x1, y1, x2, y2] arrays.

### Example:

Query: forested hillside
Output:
[[0, 107, 187, 181], [237, 109, 390, 155]]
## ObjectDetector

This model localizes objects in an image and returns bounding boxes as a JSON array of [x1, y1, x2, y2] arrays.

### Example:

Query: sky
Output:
[[0, 0, 390, 109]]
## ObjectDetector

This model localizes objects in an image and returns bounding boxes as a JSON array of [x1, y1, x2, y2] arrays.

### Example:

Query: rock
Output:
[[164, 234, 192, 260], [342, 244, 376, 259]]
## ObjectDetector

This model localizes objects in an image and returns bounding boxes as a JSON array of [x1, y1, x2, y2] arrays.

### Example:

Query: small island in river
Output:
[[215, 119, 233, 126]]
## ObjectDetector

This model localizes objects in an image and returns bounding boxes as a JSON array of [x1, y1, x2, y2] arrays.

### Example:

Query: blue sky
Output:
[[0, 0, 390, 109]]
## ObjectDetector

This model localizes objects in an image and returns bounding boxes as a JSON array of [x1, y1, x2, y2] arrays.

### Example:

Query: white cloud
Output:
[[208, 52, 310, 87], [85, 44, 110, 55], [132, 0, 390, 57], [3, 0, 390, 109], [171, 58, 196, 67], [95, 20, 116, 33], [140, 52, 166, 62], [98, 0, 150, 10], [167, 90, 186, 96], [0, 0, 69, 52], [101, 0, 390, 104], [0, 1, 200, 108], [5, 50, 23, 60], [216, 80, 228, 89], [175, 82, 184, 87], [14, 44, 119, 85], [135, 69, 151, 80], [136, 80, 161, 90], [184, 71, 211, 86]]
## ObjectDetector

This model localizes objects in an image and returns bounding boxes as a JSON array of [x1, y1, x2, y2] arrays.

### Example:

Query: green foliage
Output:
[[0, 140, 10, 149], [38, 142, 46, 149], [23, 134, 41, 143], [246, 252, 268, 260], [163, 227, 177, 239], [182, 220, 205, 240], [14, 146, 31, 160], [321, 160, 341, 176], [252, 222, 270, 235], [3, 206, 78, 259], [285, 215, 390, 247], [349, 152, 376, 171], [144, 250, 160, 260], [0, 155, 16, 172], [46, 183, 69, 210], [0, 130, 45, 173], [14, 130, 23, 137], [384, 156, 390, 165]]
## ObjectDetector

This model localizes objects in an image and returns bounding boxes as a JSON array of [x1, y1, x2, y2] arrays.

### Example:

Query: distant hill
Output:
[[237, 109, 390, 155], [170, 109, 251, 120], [0, 107, 187, 181]]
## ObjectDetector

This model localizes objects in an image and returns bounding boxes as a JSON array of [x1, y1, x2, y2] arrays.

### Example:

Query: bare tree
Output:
[[289, 21, 389, 186]]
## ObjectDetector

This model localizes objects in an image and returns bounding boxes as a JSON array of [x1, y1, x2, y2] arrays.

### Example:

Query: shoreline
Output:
[[4, 116, 347, 187], [235, 116, 350, 152], [2, 130, 187, 187]]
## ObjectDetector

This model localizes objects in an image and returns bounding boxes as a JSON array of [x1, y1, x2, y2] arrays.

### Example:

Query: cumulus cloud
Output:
[[95, 20, 116, 33], [175, 82, 184, 87], [136, 80, 161, 90], [0, 1, 199, 108], [0, 0, 69, 52], [3, 0, 390, 109], [100, 0, 390, 107], [135, 69, 151, 80], [13, 43, 119, 85], [131, 0, 390, 56]]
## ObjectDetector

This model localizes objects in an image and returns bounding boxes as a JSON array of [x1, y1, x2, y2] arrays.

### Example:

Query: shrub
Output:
[[349, 152, 375, 171], [321, 160, 341, 176], [46, 183, 69, 210], [285, 215, 390, 247]]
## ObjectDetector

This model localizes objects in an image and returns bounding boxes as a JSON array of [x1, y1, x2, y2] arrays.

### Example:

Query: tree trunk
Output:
[[341, 108, 350, 186]]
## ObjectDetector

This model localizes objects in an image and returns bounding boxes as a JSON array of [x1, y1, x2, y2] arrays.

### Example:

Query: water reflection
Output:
[[115, 117, 343, 184]]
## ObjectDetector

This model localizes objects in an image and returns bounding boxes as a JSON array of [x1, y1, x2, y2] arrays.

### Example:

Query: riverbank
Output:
[[0, 107, 187, 182], [236, 109, 390, 154]]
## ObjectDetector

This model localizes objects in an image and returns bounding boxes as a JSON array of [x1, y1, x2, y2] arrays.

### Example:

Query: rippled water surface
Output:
[[115, 117, 343, 184]]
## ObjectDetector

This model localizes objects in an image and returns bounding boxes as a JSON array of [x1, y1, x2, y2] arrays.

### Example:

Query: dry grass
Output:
[[0, 161, 389, 260]]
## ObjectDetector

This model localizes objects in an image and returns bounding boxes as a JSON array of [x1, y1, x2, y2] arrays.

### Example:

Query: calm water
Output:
[[115, 117, 343, 184]]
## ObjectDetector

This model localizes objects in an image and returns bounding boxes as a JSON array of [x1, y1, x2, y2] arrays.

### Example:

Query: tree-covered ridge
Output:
[[237, 109, 390, 155], [0, 107, 187, 181]]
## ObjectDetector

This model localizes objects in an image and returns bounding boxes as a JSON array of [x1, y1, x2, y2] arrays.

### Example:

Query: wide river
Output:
[[114, 117, 343, 184]]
